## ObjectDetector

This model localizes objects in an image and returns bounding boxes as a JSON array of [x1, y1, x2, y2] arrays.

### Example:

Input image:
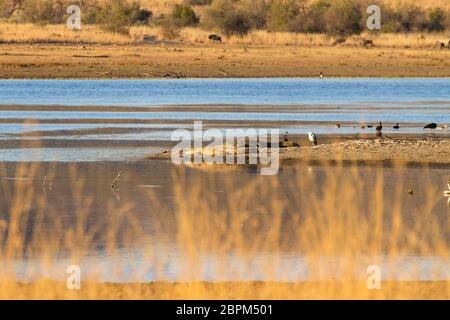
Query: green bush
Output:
[[304, 0, 331, 33], [204, 0, 252, 36], [267, 0, 301, 32], [324, 0, 362, 35], [427, 8, 445, 32], [171, 4, 199, 27], [94, 0, 150, 34], [395, 5, 426, 32], [20, 0, 65, 24]]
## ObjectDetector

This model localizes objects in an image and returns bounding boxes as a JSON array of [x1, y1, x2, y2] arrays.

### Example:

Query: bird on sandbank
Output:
[[307, 132, 318, 146], [376, 122, 383, 132], [424, 123, 437, 130], [375, 122, 383, 137]]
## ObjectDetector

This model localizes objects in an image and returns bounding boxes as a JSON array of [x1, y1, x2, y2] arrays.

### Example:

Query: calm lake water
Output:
[[0, 79, 449, 283], [1, 161, 449, 282], [2, 78, 450, 106], [0, 78, 449, 162]]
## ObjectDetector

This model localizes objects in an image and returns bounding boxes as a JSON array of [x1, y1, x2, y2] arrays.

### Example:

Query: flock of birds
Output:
[[302, 122, 448, 146]]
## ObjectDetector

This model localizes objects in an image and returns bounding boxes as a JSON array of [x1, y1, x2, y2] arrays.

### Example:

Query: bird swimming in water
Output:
[[424, 123, 437, 130], [307, 132, 318, 146], [367, 124, 373, 128], [393, 123, 400, 130], [335, 123, 341, 129]]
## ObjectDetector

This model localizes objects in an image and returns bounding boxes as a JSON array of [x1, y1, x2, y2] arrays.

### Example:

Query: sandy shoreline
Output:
[[1, 44, 450, 78], [149, 137, 450, 166]]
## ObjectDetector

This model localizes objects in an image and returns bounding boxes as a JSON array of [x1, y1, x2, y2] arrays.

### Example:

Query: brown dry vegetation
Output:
[[0, 158, 449, 299]]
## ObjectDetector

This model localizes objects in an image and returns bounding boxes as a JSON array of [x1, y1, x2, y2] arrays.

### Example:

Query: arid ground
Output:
[[1, 43, 450, 78]]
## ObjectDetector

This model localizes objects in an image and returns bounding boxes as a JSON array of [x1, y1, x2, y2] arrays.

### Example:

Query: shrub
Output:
[[185, 0, 213, 5], [171, 4, 199, 27], [395, 5, 426, 32], [267, 0, 302, 32], [160, 15, 181, 39], [94, 0, 150, 35], [204, 0, 252, 36], [222, 11, 251, 36], [239, 0, 269, 30], [427, 8, 445, 32], [20, 0, 65, 24], [304, 0, 332, 33], [324, 0, 362, 35]]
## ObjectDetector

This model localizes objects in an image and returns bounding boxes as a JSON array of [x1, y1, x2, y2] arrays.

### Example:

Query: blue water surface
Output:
[[1, 78, 450, 106]]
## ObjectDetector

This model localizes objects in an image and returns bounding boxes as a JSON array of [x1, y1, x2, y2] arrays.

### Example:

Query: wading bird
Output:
[[376, 122, 383, 132], [307, 132, 318, 146], [376, 122, 383, 137]]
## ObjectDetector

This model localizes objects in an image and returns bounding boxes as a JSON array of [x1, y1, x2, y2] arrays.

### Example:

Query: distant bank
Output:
[[1, 44, 450, 79]]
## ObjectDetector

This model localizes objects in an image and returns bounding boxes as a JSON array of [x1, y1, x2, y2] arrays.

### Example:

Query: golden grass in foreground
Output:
[[2, 281, 448, 300], [0, 157, 448, 299]]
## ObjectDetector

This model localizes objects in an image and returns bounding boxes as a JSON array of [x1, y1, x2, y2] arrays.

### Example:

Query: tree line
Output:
[[0, 0, 448, 37]]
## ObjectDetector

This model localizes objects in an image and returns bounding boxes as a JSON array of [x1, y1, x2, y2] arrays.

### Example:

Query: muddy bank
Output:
[[149, 138, 450, 165]]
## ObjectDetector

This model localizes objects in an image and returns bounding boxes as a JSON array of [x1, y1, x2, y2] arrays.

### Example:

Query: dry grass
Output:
[[135, 0, 450, 13], [0, 22, 449, 49], [0, 157, 448, 299]]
